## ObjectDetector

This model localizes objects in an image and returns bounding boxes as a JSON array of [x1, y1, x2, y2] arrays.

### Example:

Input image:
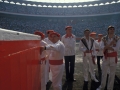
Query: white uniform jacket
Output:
[[61, 34, 76, 56], [79, 37, 96, 57]]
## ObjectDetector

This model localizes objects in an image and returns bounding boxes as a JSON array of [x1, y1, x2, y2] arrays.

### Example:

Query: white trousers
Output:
[[100, 57, 116, 90], [50, 64, 64, 90], [41, 61, 46, 90], [83, 56, 96, 81]]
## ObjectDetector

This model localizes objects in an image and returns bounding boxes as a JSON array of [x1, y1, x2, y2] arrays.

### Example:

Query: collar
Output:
[[84, 36, 91, 41], [65, 34, 74, 38], [107, 35, 116, 40], [98, 39, 101, 42]]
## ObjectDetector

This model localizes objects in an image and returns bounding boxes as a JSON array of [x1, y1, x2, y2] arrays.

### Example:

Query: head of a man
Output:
[[98, 34, 103, 39], [46, 30, 54, 40], [65, 26, 72, 35], [84, 29, 90, 38], [34, 31, 45, 40], [90, 32, 96, 39], [107, 26, 115, 35], [46, 30, 54, 37], [50, 32, 60, 43]]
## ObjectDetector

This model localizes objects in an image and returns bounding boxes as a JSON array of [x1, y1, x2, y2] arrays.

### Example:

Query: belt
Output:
[[104, 51, 118, 63], [49, 59, 63, 65], [96, 49, 99, 51]]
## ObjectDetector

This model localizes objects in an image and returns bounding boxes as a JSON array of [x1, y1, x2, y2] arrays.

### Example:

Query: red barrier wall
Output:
[[0, 40, 41, 90]]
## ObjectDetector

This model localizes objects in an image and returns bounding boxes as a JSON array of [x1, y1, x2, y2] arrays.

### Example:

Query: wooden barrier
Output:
[[0, 28, 42, 90]]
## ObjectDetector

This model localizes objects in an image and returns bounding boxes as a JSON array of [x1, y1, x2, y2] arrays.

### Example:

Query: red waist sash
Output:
[[49, 59, 63, 65], [41, 57, 46, 61], [84, 50, 95, 65], [104, 51, 117, 63]]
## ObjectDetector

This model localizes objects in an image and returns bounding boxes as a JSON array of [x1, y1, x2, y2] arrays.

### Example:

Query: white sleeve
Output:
[[46, 43, 62, 52], [61, 36, 64, 43], [79, 40, 86, 52], [100, 41, 105, 50], [94, 40, 99, 49], [113, 39, 120, 51], [92, 41, 97, 56], [117, 39, 120, 50]]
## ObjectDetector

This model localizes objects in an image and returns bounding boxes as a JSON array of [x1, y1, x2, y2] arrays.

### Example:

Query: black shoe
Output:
[[83, 81, 88, 90], [65, 79, 70, 82]]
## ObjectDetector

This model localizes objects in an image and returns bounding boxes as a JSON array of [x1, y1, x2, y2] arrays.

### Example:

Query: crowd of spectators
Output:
[[0, 14, 120, 37], [0, 2, 120, 15]]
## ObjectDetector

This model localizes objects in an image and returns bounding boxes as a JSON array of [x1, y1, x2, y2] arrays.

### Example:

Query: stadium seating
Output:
[[0, 2, 120, 15], [0, 14, 120, 37]]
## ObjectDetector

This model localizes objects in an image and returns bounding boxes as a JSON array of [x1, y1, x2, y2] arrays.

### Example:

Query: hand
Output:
[[107, 47, 114, 51], [45, 55, 49, 60], [103, 40, 107, 45], [50, 46, 54, 48], [104, 45, 109, 50], [109, 40, 116, 46]]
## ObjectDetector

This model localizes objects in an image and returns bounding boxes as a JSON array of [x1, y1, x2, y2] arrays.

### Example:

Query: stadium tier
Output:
[[0, 2, 120, 15], [0, 13, 120, 37]]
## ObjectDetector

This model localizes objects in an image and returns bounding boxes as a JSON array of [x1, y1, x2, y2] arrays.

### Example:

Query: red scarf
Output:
[[98, 39, 101, 42], [65, 34, 73, 38]]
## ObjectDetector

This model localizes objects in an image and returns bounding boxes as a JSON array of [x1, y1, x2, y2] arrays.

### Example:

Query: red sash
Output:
[[84, 51, 95, 65], [104, 51, 117, 63], [65, 34, 73, 38], [98, 39, 101, 42], [49, 59, 63, 65], [41, 57, 46, 61], [96, 49, 99, 51]]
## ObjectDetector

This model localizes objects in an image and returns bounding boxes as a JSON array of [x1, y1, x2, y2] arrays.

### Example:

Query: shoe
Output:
[[96, 86, 102, 90], [83, 81, 88, 90], [96, 88, 100, 90], [65, 79, 70, 82]]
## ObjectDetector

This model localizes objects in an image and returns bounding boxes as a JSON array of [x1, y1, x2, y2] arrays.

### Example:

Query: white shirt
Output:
[[61, 34, 76, 56], [100, 37, 120, 53], [79, 37, 96, 56], [44, 37, 53, 44], [44, 37, 53, 57], [95, 40, 104, 56], [40, 40, 47, 59], [46, 41, 65, 60]]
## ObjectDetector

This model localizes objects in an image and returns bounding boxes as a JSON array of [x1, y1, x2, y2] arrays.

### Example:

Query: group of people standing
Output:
[[35, 25, 120, 90]]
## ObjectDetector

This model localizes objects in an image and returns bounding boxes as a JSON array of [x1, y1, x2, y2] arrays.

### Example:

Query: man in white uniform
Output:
[[79, 29, 99, 89], [97, 26, 120, 90], [44, 30, 54, 83], [34, 31, 47, 90], [61, 26, 76, 82], [41, 32, 65, 90], [90, 32, 104, 79], [96, 34, 103, 79]]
